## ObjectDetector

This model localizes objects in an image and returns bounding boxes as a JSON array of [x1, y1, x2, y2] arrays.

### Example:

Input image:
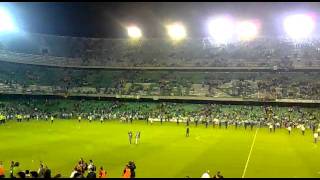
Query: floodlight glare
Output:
[[127, 26, 142, 39], [283, 14, 315, 40], [167, 23, 187, 40], [236, 21, 258, 41], [208, 17, 235, 44], [0, 8, 17, 32]]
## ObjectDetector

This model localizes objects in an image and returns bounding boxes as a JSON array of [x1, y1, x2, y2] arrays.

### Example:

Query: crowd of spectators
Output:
[[70, 158, 108, 178], [0, 61, 319, 100], [0, 160, 53, 178], [1, 34, 320, 68], [0, 158, 137, 178], [0, 98, 319, 132], [0, 158, 224, 178]]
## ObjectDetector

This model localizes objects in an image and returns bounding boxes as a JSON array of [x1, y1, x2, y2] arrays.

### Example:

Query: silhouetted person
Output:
[[213, 171, 224, 179]]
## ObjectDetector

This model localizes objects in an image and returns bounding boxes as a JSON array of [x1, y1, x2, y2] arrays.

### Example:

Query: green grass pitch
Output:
[[0, 120, 319, 178]]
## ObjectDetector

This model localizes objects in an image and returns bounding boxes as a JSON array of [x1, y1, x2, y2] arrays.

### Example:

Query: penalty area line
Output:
[[242, 128, 259, 178]]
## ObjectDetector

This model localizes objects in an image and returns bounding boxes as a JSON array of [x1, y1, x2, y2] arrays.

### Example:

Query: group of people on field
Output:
[[200, 170, 224, 178], [0, 160, 52, 178], [128, 131, 141, 145], [70, 158, 107, 178], [0, 158, 111, 178]]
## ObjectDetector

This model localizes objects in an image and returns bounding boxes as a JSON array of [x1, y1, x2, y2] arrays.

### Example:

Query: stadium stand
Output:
[[0, 60, 319, 102], [0, 33, 320, 68]]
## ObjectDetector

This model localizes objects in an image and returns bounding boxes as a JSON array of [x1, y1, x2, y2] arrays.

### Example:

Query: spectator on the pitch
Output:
[[70, 167, 80, 178], [213, 171, 224, 179], [128, 161, 136, 178], [75, 159, 87, 174], [13, 162, 21, 178], [287, 126, 292, 135], [44, 165, 51, 178], [38, 162, 45, 178], [186, 127, 190, 137], [201, 170, 210, 178], [135, 132, 140, 145], [128, 131, 133, 144], [273, 123, 276, 132], [88, 160, 96, 172], [87, 166, 97, 178], [30, 171, 38, 178], [0, 161, 5, 178], [98, 166, 107, 178], [314, 132, 319, 143], [122, 164, 131, 178], [301, 125, 306, 135], [311, 123, 316, 133], [17, 171, 26, 178], [25, 170, 31, 178], [269, 123, 273, 133], [9, 161, 14, 178]]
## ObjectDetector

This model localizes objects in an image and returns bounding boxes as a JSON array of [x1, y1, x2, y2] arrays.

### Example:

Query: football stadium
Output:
[[0, 2, 320, 178]]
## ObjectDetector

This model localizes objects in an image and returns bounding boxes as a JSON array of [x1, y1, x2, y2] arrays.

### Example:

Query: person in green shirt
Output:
[[12, 162, 22, 178]]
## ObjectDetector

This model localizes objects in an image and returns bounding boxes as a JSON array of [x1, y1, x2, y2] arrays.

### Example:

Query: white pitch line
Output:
[[242, 128, 259, 178]]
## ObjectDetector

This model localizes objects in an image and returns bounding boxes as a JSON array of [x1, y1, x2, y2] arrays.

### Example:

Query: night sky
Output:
[[4, 2, 320, 38]]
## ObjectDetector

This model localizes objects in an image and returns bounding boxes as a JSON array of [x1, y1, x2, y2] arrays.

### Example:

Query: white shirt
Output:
[[314, 133, 318, 138], [70, 170, 78, 178], [88, 163, 94, 170], [288, 127, 292, 131], [201, 172, 210, 178]]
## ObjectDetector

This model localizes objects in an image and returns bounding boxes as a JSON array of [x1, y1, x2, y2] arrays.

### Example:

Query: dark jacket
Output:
[[128, 163, 136, 178], [87, 171, 96, 178], [44, 168, 51, 178]]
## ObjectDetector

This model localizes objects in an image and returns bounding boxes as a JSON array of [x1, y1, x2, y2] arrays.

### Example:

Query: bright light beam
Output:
[[127, 26, 142, 39], [283, 14, 315, 40], [0, 8, 17, 32], [166, 23, 187, 41], [236, 21, 258, 41], [208, 17, 235, 44]]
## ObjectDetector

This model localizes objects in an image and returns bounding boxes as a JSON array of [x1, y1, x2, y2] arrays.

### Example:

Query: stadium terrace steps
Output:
[[0, 52, 320, 71], [1, 32, 320, 69]]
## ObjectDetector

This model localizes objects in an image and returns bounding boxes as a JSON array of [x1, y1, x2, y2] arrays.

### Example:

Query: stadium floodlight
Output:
[[235, 21, 259, 41], [127, 26, 142, 39], [166, 23, 187, 41], [208, 17, 235, 44], [283, 14, 315, 40], [0, 8, 17, 32]]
